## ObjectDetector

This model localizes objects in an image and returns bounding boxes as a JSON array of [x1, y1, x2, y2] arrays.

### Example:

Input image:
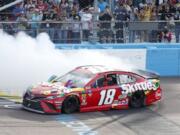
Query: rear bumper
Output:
[[145, 88, 162, 105]]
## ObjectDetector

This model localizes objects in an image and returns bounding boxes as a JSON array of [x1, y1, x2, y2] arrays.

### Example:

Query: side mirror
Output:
[[48, 75, 58, 83]]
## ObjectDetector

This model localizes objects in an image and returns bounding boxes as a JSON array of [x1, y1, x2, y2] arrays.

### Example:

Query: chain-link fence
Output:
[[1, 20, 180, 43]]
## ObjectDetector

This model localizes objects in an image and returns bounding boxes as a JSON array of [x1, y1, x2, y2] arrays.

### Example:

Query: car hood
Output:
[[29, 82, 84, 96]]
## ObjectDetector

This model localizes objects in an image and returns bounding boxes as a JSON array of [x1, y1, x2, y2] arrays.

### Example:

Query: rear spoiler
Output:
[[132, 69, 160, 79]]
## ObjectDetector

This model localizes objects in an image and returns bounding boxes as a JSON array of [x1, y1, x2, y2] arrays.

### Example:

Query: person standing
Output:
[[99, 6, 113, 43], [79, 7, 92, 41], [114, 2, 130, 43], [174, 10, 180, 43]]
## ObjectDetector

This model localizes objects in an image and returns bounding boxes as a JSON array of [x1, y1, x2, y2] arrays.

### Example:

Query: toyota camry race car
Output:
[[22, 65, 162, 114]]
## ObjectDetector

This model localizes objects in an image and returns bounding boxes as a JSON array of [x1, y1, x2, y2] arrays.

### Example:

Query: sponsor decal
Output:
[[81, 94, 87, 106], [112, 98, 129, 106], [59, 93, 65, 97], [87, 90, 92, 97], [155, 90, 161, 99], [118, 94, 127, 100], [113, 100, 119, 105], [121, 80, 160, 94], [118, 98, 128, 105], [144, 90, 150, 95]]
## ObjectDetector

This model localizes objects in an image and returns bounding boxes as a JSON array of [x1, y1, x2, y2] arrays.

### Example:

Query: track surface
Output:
[[0, 77, 180, 135]]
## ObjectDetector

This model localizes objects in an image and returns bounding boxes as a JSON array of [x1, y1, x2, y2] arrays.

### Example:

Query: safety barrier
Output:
[[56, 43, 180, 76], [1, 20, 180, 43]]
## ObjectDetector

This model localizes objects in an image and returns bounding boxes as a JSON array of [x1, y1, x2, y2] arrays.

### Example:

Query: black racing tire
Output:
[[62, 96, 79, 114], [129, 91, 145, 108]]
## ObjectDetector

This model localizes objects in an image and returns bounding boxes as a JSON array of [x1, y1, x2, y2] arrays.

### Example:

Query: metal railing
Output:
[[0, 20, 180, 43]]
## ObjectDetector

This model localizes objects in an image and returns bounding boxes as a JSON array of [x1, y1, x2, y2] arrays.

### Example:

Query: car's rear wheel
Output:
[[62, 96, 79, 114], [129, 91, 145, 108]]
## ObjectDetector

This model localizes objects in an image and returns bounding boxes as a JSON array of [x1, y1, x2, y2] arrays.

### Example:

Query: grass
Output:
[[0, 91, 22, 103]]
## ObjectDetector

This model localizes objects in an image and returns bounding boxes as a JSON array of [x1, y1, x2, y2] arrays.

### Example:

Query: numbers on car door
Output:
[[98, 89, 116, 105]]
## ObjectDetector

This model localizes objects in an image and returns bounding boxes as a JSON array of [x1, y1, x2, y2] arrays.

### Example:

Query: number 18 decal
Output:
[[98, 89, 116, 105]]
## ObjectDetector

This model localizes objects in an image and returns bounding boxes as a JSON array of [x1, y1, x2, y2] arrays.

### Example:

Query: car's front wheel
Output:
[[62, 96, 79, 114], [129, 91, 145, 108]]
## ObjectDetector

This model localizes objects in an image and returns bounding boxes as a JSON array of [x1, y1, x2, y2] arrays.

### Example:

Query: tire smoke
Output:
[[0, 31, 138, 95]]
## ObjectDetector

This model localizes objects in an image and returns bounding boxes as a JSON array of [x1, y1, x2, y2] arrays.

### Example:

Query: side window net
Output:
[[92, 77, 106, 88], [107, 74, 118, 86]]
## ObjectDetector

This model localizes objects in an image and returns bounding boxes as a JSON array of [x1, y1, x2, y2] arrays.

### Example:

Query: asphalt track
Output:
[[0, 77, 180, 135]]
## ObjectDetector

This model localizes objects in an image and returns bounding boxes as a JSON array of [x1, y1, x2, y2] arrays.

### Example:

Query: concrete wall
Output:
[[56, 43, 180, 76], [146, 48, 180, 76]]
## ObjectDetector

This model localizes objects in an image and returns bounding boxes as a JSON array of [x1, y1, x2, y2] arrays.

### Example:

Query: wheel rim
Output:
[[64, 98, 78, 113], [131, 91, 144, 107]]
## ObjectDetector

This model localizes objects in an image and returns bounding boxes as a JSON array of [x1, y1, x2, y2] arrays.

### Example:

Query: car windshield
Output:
[[56, 70, 95, 88]]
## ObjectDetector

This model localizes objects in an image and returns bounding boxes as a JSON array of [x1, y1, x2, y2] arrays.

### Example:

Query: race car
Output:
[[22, 65, 162, 114]]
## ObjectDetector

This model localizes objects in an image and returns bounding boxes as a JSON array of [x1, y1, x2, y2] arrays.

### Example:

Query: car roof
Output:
[[75, 65, 126, 75], [75, 65, 158, 79]]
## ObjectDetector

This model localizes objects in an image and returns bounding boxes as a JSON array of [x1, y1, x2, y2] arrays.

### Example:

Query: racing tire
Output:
[[129, 91, 145, 108], [62, 96, 79, 114]]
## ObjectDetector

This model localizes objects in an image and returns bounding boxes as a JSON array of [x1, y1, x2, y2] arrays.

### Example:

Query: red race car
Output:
[[22, 65, 162, 114]]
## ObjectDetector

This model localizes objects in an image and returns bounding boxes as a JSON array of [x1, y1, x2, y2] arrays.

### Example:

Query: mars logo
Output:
[[121, 80, 160, 94]]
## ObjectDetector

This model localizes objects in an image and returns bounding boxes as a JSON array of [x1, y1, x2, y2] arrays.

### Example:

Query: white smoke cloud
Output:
[[0, 31, 134, 95]]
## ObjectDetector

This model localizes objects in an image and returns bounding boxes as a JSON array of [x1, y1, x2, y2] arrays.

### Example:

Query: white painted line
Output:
[[4, 104, 22, 109], [56, 115, 98, 135]]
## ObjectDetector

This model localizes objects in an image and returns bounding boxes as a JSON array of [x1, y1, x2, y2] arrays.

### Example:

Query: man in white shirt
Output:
[[79, 7, 92, 41]]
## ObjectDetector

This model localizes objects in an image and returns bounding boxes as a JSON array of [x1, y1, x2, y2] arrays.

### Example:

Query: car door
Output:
[[87, 73, 122, 111], [115, 73, 138, 107]]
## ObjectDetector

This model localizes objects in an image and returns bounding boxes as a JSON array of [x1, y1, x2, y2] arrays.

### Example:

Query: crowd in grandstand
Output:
[[0, 0, 179, 43]]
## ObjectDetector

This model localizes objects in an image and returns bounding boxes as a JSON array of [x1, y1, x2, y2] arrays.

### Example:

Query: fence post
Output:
[[80, 21, 83, 42]]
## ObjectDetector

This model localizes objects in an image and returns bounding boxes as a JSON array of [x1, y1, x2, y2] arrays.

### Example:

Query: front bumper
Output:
[[22, 98, 45, 113], [22, 105, 45, 114], [22, 98, 61, 114]]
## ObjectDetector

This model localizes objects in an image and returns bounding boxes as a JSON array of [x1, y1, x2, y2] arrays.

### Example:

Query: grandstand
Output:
[[0, 0, 179, 43]]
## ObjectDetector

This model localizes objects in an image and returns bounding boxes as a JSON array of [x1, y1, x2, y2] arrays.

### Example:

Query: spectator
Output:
[[133, 0, 144, 7], [135, 4, 151, 42], [37, 0, 48, 12], [114, 2, 130, 43], [42, 9, 57, 41], [98, 0, 107, 12], [30, 8, 43, 37], [71, 2, 79, 17], [58, 12, 69, 43], [72, 15, 81, 43], [53, 0, 61, 5], [59, 0, 69, 12], [174, 9, 180, 43], [149, 6, 159, 42], [26, 7, 34, 21], [159, 4, 172, 29], [150, 6, 158, 21], [79, 7, 92, 41], [16, 13, 28, 32], [78, 0, 94, 9], [99, 6, 113, 43], [24, 0, 36, 11], [158, 26, 172, 42], [129, 7, 138, 43], [13, 3, 25, 18], [0, 0, 179, 44]]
